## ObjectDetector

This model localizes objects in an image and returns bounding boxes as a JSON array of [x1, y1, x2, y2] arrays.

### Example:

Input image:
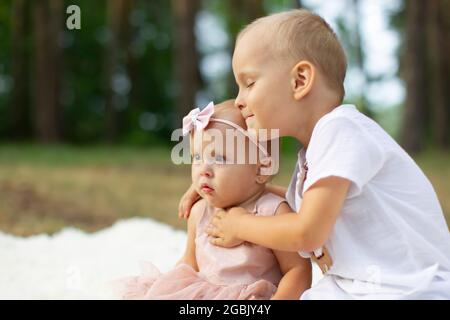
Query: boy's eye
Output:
[[247, 81, 255, 88]]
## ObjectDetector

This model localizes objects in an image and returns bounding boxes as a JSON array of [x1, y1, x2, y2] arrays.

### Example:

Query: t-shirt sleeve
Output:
[[303, 116, 385, 198]]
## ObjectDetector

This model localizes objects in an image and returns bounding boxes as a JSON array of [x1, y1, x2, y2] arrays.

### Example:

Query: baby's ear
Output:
[[290, 60, 315, 100], [255, 157, 272, 184]]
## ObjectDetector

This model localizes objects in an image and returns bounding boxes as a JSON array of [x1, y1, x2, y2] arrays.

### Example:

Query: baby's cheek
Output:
[[214, 170, 233, 193], [224, 170, 246, 191], [191, 166, 200, 183]]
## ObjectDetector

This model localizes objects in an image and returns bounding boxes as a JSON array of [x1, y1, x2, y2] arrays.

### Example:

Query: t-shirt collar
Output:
[[299, 104, 357, 162]]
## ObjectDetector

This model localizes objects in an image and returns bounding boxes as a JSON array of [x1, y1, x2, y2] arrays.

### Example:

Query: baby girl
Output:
[[114, 100, 311, 299]]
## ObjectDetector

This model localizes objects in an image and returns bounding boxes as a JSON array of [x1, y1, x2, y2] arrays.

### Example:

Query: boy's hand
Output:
[[206, 207, 248, 247], [311, 247, 333, 274], [178, 184, 201, 219]]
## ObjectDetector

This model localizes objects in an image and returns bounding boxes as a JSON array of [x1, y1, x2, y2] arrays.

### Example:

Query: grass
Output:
[[0, 144, 192, 236], [0, 144, 449, 236]]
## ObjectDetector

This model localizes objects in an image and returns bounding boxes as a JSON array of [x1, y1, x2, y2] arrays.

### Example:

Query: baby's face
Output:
[[191, 125, 263, 208], [232, 28, 294, 137]]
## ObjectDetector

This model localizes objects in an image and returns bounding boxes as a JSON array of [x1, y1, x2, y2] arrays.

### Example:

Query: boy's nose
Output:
[[234, 95, 246, 112]]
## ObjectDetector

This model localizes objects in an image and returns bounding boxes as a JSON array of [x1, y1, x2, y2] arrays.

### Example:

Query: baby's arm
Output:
[[175, 199, 205, 271], [271, 202, 312, 300]]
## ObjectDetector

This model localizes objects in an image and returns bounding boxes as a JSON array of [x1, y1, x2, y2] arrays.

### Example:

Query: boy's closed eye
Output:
[[236, 71, 258, 88]]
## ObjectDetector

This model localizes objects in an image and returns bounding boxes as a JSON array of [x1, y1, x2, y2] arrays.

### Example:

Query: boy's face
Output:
[[232, 29, 295, 137]]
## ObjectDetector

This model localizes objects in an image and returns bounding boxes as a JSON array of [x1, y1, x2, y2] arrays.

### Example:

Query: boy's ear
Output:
[[290, 60, 315, 100]]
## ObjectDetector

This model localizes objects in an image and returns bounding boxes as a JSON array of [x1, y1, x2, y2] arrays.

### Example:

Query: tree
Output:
[[171, 0, 201, 121], [33, 0, 64, 143], [104, 0, 134, 143], [10, 0, 31, 140], [399, 0, 450, 153], [427, 0, 449, 149], [224, 0, 265, 97], [401, 0, 428, 153], [293, 0, 303, 9]]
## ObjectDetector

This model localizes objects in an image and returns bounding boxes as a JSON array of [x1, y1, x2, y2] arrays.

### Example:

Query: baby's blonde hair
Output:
[[190, 100, 277, 179], [238, 9, 347, 102], [208, 100, 246, 130]]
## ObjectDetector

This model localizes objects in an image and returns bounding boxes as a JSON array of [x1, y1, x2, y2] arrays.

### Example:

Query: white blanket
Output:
[[0, 218, 322, 299]]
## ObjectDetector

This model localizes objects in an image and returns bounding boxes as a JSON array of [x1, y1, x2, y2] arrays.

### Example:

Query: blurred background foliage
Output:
[[0, 0, 449, 235]]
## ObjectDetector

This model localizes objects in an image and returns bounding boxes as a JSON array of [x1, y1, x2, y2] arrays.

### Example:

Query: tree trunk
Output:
[[402, 0, 428, 153], [444, 0, 450, 147], [293, 0, 303, 9], [428, 0, 449, 148], [226, 0, 265, 97], [10, 0, 30, 140], [171, 0, 201, 124], [34, 0, 63, 143], [104, 0, 133, 143]]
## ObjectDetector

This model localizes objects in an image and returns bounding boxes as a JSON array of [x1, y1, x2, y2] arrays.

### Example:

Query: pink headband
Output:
[[182, 102, 270, 163]]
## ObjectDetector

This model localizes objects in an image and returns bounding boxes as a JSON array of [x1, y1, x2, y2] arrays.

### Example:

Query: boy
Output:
[[180, 10, 450, 299]]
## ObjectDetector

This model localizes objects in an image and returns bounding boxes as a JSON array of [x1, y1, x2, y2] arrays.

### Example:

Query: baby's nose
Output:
[[200, 169, 213, 178]]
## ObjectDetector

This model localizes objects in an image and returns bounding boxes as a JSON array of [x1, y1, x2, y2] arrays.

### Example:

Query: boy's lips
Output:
[[245, 114, 255, 127]]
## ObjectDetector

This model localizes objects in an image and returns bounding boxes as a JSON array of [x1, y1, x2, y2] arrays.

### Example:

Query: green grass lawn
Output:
[[0, 144, 449, 236]]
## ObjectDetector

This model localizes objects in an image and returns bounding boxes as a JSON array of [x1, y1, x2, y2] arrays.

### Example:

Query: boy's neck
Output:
[[294, 96, 342, 148]]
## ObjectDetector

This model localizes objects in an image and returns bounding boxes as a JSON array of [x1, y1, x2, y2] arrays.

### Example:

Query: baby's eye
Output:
[[215, 155, 226, 164], [192, 153, 201, 163]]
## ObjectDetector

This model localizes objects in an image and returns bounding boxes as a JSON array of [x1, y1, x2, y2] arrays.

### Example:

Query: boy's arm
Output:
[[265, 184, 288, 199], [271, 202, 312, 300], [175, 199, 204, 270], [208, 176, 350, 252]]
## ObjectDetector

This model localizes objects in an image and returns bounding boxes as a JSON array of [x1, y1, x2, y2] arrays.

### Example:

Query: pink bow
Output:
[[182, 101, 215, 135]]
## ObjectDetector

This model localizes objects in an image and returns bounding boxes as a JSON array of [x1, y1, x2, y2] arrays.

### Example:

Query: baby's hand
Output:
[[178, 184, 201, 219], [206, 207, 248, 248]]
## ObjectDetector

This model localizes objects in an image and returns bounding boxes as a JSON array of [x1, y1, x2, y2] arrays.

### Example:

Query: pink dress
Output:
[[114, 192, 286, 300]]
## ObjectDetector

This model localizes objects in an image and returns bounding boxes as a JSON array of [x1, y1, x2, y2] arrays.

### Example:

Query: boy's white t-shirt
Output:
[[285, 104, 450, 299]]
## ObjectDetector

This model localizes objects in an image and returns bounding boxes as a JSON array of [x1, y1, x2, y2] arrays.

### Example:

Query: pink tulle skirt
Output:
[[113, 261, 277, 300]]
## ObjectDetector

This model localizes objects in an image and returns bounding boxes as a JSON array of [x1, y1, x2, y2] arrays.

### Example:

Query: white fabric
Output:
[[286, 104, 450, 299]]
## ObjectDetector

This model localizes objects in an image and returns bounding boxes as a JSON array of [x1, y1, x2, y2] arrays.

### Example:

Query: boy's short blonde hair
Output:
[[238, 9, 347, 102]]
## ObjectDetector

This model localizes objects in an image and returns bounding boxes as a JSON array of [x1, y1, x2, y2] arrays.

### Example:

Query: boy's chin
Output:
[[247, 124, 278, 141], [245, 118, 259, 131], [246, 118, 271, 132]]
